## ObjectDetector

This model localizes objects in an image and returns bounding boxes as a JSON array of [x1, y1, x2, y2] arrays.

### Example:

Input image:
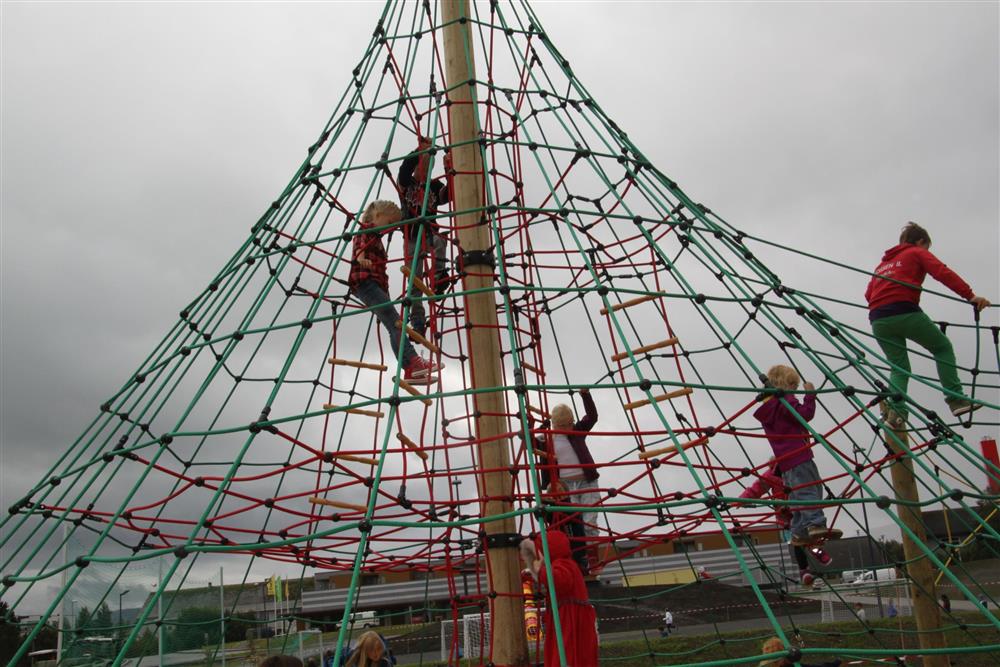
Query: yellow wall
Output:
[[624, 568, 696, 587]]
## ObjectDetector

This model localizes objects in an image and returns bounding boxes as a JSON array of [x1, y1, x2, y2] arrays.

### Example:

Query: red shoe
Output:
[[811, 547, 833, 566], [800, 570, 815, 588], [404, 356, 442, 382]]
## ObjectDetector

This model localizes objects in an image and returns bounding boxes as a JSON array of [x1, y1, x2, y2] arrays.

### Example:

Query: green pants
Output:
[[871, 310, 964, 415]]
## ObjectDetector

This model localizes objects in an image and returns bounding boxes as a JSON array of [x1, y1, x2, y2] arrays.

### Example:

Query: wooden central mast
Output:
[[440, 1, 529, 665]]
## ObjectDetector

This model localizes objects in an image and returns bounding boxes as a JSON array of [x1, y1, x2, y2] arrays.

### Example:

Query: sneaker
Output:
[[810, 547, 833, 566], [800, 570, 815, 588], [433, 271, 459, 296], [403, 357, 442, 383], [808, 526, 843, 541], [946, 397, 982, 418], [790, 533, 813, 547]]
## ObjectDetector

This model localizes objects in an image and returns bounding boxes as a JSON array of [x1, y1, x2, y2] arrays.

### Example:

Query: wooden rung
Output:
[[400, 266, 435, 298], [638, 436, 710, 460], [610, 337, 679, 363], [520, 361, 544, 376], [527, 404, 549, 419], [599, 294, 658, 316], [394, 320, 441, 354], [623, 386, 693, 411], [394, 377, 433, 406], [324, 453, 379, 466], [396, 433, 429, 460], [321, 404, 385, 418], [328, 358, 388, 372], [309, 496, 368, 513]]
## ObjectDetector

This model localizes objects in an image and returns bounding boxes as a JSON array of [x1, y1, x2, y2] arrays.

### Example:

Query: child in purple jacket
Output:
[[753, 365, 842, 546]]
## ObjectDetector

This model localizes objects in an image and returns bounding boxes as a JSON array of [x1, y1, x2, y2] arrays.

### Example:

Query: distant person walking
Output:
[[662, 610, 675, 634]]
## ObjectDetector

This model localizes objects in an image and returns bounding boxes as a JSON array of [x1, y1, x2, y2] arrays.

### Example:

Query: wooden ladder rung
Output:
[[323, 452, 379, 466], [520, 361, 544, 376], [309, 496, 368, 513], [624, 386, 693, 411], [638, 436, 710, 461], [599, 294, 658, 316], [328, 358, 388, 372], [394, 377, 434, 406], [527, 404, 549, 419], [611, 337, 679, 363], [400, 266, 435, 298], [321, 404, 385, 418], [396, 433, 429, 461], [394, 320, 441, 354]]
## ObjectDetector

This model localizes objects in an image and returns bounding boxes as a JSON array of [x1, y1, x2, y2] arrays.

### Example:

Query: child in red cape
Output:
[[521, 532, 598, 666]]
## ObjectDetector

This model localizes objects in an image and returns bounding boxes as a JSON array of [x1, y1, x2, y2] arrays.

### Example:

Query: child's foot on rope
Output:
[[790, 533, 813, 547], [404, 356, 442, 383], [808, 526, 843, 541], [946, 397, 982, 418], [433, 270, 459, 295]]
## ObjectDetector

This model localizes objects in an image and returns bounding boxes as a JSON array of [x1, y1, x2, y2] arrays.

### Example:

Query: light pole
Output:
[[451, 480, 469, 599], [118, 590, 130, 655]]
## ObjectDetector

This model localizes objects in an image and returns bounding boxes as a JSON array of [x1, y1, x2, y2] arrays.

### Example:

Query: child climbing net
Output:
[[2, 2, 997, 667]]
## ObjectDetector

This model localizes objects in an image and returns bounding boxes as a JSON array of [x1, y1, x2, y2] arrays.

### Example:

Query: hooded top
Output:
[[534, 531, 599, 666], [865, 243, 974, 320], [752, 394, 816, 470]]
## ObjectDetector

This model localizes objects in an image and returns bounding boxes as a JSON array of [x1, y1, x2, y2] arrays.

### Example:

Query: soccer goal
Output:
[[441, 612, 491, 661]]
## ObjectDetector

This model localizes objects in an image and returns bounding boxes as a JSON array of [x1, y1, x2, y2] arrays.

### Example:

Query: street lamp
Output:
[[118, 590, 130, 655]]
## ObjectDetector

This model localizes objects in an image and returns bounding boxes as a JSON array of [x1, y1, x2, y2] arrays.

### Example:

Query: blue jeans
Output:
[[352, 280, 416, 367], [404, 232, 447, 335], [781, 459, 826, 538]]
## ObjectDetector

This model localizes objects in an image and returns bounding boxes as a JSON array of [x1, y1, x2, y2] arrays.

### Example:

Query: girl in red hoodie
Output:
[[521, 532, 599, 666], [865, 222, 990, 426]]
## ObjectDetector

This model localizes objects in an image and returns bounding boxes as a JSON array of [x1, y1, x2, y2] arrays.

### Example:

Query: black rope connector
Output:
[[263, 498, 274, 508], [703, 495, 719, 508], [159, 435, 173, 446], [950, 489, 964, 501], [485, 533, 522, 549], [638, 379, 653, 391], [694, 293, 706, 304], [875, 496, 891, 509], [49, 476, 61, 487], [301, 318, 313, 329], [461, 249, 495, 269], [174, 546, 188, 559], [194, 477, 205, 487], [358, 519, 372, 533], [786, 647, 801, 662], [75, 556, 89, 568]]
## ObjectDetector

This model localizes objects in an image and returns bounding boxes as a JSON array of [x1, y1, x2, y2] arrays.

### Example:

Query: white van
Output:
[[335, 610, 378, 629], [852, 568, 899, 585]]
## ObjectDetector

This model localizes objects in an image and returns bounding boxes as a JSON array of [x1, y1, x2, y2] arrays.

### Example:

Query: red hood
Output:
[[535, 530, 573, 561], [879, 243, 911, 262]]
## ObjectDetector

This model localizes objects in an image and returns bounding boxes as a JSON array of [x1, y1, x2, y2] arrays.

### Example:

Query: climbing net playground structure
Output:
[[3, 2, 999, 666]]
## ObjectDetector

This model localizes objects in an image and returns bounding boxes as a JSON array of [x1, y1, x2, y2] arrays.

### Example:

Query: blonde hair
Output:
[[361, 200, 401, 226], [346, 631, 385, 667], [766, 365, 799, 392], [758, 637, 787, 666], [550, 403, 573, 428]]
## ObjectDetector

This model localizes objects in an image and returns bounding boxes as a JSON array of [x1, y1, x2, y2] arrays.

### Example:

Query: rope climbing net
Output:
[[3, 2, 998, 666]]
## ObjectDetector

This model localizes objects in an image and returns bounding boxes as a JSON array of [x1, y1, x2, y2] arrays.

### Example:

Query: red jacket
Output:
[[865, 243, 974, 311], [535, 531, 598, 667]]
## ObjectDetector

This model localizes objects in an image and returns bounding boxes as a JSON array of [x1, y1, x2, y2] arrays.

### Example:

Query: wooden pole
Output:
[[885, 424, 948, 665], [440, 2, 527, 664]]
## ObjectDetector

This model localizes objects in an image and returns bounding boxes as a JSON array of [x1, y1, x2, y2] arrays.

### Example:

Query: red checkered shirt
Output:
[[348, 231, 389, 292]]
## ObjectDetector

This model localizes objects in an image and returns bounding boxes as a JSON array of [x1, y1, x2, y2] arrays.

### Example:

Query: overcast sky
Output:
[[2, 1, 998, 618]]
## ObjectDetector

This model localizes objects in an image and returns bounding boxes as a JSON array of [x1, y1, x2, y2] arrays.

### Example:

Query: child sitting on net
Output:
[[348, 200, 442, 384], [739, 457, 832, 586], [753, 365, 842, 547]]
